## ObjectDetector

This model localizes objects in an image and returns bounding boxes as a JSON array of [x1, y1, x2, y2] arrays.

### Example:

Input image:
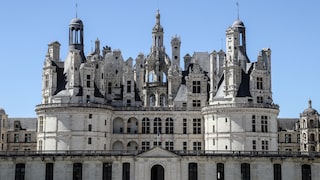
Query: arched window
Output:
[[160, 94, 166, 106], [113, 118, 124, 133], [273, 164, 281, 180], [309, 120, 314, 128], [15, 163, 25, 180], [112, 141, 124, 150], [46, 163, 54, 180], [127, 141, 138, 151], [122, 163, 130, 180], [127, 117, 138, 134], [188, 163, 198, 180], [150, 94, 156, 106], [151, 165, 164, 180], [301, 164, 311, 180], [241, 163, 250, 180], [217, 163, 224, 180], [310, 134, 315, 142], [73, 163, 82, 180]]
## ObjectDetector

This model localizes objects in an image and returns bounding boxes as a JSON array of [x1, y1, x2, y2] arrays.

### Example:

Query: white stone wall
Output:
[[0, 153, 317, 180]]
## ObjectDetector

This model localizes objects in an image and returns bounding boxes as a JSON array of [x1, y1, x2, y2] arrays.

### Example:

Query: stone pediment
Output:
[[138, 147, 178, 158]]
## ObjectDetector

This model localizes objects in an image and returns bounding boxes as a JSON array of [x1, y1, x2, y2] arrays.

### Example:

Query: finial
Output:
[[236, 2, 240, 20], [308, 99, 312, 108], [156, 9, 160, 25]]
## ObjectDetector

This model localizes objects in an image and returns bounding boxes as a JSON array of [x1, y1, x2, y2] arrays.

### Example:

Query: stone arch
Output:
[[127, 141, 138, 151], [112, 141, 124, 150], [113, 117, 124, 133], [127, 117, 138, 134], [151, 164, 164, 180]]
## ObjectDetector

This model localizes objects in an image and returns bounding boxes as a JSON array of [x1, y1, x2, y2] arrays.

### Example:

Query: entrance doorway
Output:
[[151, 164, 164, 180]]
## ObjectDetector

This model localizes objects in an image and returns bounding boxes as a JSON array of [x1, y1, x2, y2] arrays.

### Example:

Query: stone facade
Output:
[[0, 10, 319, 180], [36, 11, 279, 154]]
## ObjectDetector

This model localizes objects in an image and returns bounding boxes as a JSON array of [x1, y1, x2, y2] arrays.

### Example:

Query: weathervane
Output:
[[76, 1, 78, 18], [236, 2, 240, 19]]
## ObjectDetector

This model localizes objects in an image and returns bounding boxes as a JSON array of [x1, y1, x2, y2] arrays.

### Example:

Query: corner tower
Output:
[[202, 18, 279, 152]]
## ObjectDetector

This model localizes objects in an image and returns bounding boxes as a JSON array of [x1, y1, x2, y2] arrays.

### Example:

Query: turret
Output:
[[171, 36, 181, 68]]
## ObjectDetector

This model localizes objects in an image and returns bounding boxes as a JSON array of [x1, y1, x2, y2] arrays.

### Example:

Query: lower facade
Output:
[[1, 147, 319, 180]]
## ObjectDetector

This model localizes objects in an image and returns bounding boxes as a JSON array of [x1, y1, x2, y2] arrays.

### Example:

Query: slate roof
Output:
[[278, 118, 299, 131]]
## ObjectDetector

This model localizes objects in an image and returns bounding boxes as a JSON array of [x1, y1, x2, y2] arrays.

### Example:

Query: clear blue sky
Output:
[[0, 0, 319, 118]]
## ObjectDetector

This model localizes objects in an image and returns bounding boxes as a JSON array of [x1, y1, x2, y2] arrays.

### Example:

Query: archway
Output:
[[151, 164, 164, 180]]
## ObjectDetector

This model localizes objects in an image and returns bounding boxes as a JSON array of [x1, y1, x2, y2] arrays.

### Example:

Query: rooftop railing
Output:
[[0, 150, 318, 158]]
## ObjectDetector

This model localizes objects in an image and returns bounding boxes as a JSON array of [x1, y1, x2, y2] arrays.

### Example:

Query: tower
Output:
[[224, 19, 249, 98], [300, 100, 320, 153], [202, 18, 279, 152], [143, 10, 171, 107]]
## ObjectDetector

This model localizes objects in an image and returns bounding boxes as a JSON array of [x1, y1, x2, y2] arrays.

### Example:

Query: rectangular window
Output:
[[88, 124, 92, 131], [285, 134, 292, 143], [183, 119, 187, 134], [127, 81, 131, 93], [183, 142, 187, 151], [73, 163, 82, 180], [252, 115, 256, 132], [193, 141, 201, 151], [108, 82, 112, 94], [193, 119, 201, 134], [14, 134, 19, 143], [165, 141, 174, 151], [257, 77, 263, 90], [45, 74, 49, 88], [262, 140, 269, 151], [122, 163, 130, 180], [126, 99, 131, 106], [252, 140, 256, 150], [89, 114, 92, 119], [24, 134, 31, 143], [165, 118, 174, 134], [273, 164, 281, 180], [192, 81, 201, 93], [46, 163, 54, 180], [257, 96, 263, 103], [87, 75, 91, 79], [103, 163, 112, 180], [88, 137, 92, 144], [261, 116, 268, 132], [212, 125, 215, 132], [154, 118, 161, 134], [142, 141, 150, 151], [142, 118, 150, 134], [153, 141, 162, 147], [192, 100, 201, 107], [39, 117, 44, 132], [188, 163, 198, 180], [241, 163, 250, 180], [15, 163, 25, 180], [297, 134, 300, 143], [213, 139, 215, 146]]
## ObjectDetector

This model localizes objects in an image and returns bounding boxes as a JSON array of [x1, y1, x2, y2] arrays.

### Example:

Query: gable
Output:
[[138, 147, 178, 158]]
